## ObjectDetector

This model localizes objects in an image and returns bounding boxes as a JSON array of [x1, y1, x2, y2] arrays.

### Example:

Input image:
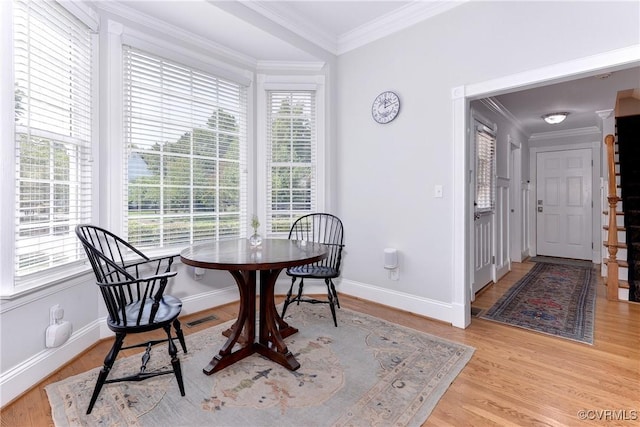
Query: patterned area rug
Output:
[[46, 304, 474, 426], [481, 262, 596, 344], [529, 256, 593, 268]]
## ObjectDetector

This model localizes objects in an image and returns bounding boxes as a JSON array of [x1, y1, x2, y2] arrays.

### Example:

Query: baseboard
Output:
[[495, 262, 510, 282], [619, 287, 629, 301], [271, 278, 454, 324], [0, 320, 101, 408], [338, 279, 453, 325], [179, 285, 242, 316]]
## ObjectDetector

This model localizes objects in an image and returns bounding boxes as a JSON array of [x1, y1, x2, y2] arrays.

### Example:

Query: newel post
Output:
[[605, 134, 620, 301]]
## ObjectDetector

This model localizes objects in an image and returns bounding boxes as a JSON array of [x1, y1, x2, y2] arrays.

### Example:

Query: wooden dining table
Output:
[[180, 238, 328, 375]]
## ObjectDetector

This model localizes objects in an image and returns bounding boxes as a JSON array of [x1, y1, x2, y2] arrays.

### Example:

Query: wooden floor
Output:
[[2, 261, 639, 426]]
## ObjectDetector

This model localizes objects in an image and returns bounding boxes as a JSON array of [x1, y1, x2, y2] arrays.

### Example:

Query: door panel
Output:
[[473, 212, 493, 293], [536, 149, 592, 259], [494, 178, 510, 281]]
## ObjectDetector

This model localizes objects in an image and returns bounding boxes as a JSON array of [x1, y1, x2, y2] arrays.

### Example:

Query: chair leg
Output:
[[173, 319, 187, 353], [329, 279, 340, 309], [280, 277, 297, 319], [165, 325, 185, 397], [325, 279, 338, 327], [87, 333, 125, 414], [295, 278, 305, 306]]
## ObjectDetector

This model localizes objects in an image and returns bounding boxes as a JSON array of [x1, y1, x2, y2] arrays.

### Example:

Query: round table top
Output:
[[180, 238, 328, 271]]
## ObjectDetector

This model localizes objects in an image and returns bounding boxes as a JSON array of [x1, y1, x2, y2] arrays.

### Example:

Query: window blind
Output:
[[13, 0, 93, 277], [265, 91, 316, 234], [123, 46, 247, 248], [475, 125, 496, 212]]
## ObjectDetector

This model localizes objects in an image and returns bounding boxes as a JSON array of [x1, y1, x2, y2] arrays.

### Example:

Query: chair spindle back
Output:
[[288, 213, 344, 274]]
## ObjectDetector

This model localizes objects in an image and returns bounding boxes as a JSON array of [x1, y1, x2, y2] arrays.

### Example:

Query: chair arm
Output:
[[99, 270, 178, 288], [123, 254, 178, 269], [144, 253, 180, 263], [123, 254, 180, 276]]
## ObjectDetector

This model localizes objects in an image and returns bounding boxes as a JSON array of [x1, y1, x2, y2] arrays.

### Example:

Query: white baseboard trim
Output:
[[338, 279, 453, 325], [274, 278, 455, 325], [449, 301, 469, 329], [0, 320, 101, 407], [179, 286, 241, 316], [619, 287, 629, 301]]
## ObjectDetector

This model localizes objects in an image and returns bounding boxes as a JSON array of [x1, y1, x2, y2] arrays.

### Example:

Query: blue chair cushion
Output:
[[287, 265, 338, 278]]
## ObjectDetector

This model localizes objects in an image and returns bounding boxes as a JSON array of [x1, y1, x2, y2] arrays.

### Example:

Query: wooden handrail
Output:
[[604, 134, 620, 301]]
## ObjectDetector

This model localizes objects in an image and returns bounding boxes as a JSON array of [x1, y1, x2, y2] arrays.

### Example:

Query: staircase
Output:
[[617, 115, 640, 302], [604, 134, 625, 300]]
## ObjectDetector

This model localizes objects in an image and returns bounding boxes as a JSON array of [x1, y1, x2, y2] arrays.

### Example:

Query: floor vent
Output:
[[186, 314, 218, 328]]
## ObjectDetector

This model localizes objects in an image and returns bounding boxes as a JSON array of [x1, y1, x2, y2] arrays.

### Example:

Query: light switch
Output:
[[434, 185, 443, 198]]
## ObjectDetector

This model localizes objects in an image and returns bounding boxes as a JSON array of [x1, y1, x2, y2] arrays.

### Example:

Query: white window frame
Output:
[[256, 74, 326, 238], [0, 0, 99, 297], [473, 117, 497, 214]]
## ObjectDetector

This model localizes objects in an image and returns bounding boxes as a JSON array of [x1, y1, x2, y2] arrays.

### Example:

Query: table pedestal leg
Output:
[[203, 270, 256, 375], [254, 269, 300, 371], [203, 268, 301, 374]]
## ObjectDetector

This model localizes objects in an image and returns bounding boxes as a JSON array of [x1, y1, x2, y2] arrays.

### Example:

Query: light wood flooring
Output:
[[1, 260, 639, 426]]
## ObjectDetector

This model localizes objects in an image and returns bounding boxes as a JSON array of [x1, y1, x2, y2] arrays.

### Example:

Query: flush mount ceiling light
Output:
[[542, 112, 569, 124]]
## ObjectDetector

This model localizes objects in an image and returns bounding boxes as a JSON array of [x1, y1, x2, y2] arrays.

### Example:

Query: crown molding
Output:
[[242, 1, 337, 54], [246, 0, 467, 56], [596, 109, 613, 120], [480, 97, 530, 138], [256, 60, 326, 72], [96, 1, 258, 69], [528, 126, 601, 142], [337, 1, 468, 55]]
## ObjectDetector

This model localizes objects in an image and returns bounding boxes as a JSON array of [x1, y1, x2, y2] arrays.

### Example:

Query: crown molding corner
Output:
[[337, 1, 468, 55], [481, 97, 530, 139], [596, 109, 613, 120], [242, 1, 338, 55]]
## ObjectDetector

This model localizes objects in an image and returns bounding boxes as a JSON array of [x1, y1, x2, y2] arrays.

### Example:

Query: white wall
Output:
[[334, 1, 639, 321]]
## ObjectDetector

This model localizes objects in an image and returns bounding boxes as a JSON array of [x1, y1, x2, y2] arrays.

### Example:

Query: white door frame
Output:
[[450, 45, 640, 329], [509, 140, 522, 263]]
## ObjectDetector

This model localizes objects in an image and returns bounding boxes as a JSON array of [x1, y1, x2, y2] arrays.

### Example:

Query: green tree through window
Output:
[[124, 46, 247, 248], [267, 91, 315, 233]]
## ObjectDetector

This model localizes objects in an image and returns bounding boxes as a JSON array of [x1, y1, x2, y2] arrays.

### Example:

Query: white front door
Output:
[[536, 149, 592, 260], [473, 211, 493, 293]]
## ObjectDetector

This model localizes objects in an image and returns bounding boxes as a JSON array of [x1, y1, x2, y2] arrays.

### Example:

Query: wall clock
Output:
[[371, 91, 400, 124]]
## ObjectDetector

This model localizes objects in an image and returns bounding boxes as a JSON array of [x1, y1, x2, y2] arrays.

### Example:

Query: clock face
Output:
[[372, 91, 400, 124]]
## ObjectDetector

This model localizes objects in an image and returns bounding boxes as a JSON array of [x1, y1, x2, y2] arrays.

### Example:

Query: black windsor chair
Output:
[[75, 225, 187, 414], [280, 213, 345, 327]]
